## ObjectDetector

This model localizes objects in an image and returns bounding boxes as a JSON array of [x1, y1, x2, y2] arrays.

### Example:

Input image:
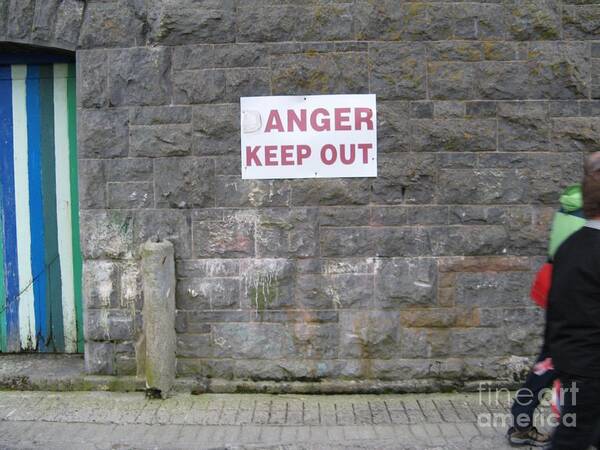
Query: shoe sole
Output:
[[508, 436, 550, 447]]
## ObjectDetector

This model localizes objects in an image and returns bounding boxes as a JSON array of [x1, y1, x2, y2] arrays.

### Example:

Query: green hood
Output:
[[559, 184, 583, 212], [548, 184, 585, 259]]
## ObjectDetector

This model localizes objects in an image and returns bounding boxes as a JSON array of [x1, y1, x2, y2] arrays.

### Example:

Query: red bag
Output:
[[530, 263, 553, 309]]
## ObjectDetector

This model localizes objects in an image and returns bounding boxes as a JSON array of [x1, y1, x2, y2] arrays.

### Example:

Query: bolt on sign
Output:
[[240, 94, 377, 179]]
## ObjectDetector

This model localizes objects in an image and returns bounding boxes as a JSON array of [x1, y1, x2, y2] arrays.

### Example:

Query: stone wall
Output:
[[1, 0, 598, 388]]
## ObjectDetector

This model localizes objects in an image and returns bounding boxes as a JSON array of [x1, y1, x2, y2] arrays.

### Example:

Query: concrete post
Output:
[[141, 240, 176, 398]]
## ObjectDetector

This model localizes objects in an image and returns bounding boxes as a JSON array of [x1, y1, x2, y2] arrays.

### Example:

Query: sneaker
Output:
[[507, 426, 552, 447]]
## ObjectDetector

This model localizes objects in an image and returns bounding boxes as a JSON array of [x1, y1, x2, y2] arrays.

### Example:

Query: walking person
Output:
[[546, 152, 600, 450], [507, 184, 586, 447]]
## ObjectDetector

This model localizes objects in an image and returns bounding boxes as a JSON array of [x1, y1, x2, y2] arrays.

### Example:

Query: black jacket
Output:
[[546, 225, 600, 378]]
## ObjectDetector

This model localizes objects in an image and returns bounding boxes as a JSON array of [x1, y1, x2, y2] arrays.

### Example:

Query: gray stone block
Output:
[[437, 169, 529, 204], [453, 3, 506, 40], [437, 152, 478, 169], [505, 0, 561, 40], [563, 5, 600, 40], [449, 329, 508, 357], [377, 101, 411, 152], [54, 0, 84, 48], [211, 323, 296, 359], [130, 106, 191, 125], [0, 1, 8, 38], [78, 159, 106, 209], [225, 68, 270, 101], [176, 277, 241, 310], [176, 333, 213, 359], [192, 104, 239, 156], [31, 0, 58, 42], [84, 341, 114, 375], [121, 261, 143, 311], [105, 158, 153, 182], [78, 1, 145, 48], [173, 43, 268, 70], [372, 227, 431, 257], [498, 102, 550, 151], [147, 0, 235, 45], [173, 69, 227, 104], [370, 207, 407, 226], [291, 179, 371, 206], [85, 309, 135, 341], [429, 62, 478, 100], [410, 101, 434, 119], [109, 47, 171, 106], [433, 102, 467, 118], [130, 125, 192, 158], [107, 182, 154, 209], [193, 219, 255, 258], [321, 228, 373, 258], [236, 4, 353, 42], [429, 42, 483, 62], [526, 42, 590, 99], [401, 2, 453, 41], [176, 259, 240, 279], [7, 0, 33, 39], [338, 311, 401, 359], [154, 157, 215, 208], [412, 119, 496, 152], [483, 42, 529, 61], [134, 210, 191, 259], [272, 53, 368, 95], [78, 109, 128, 158], [80, 210, 135, 260], [466, 101, 497, 118], [291, 323, 339, 359], [295, 273, 373, 309], [400, 328, 430, 359], [77, 50, 108, 108], [216, 178, 290, 208], [456, 272, 532, 308], [375, 258, 437, 308], [83, 260, 121, 309], [476, 62, 530, 100], [429, 225, 509, 256], [578, 101, 600, 116], [353, 0, 403, 41], [319, 206, 370, 227], [551, 117, 600, 152], [240, 258, 295, 310], [370, 43, 427, 100], [255, 208, 318, 258], [372, 153, 437, 204]]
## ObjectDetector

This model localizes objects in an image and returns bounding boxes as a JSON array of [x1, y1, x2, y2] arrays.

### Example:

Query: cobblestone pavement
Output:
[[0, 391, 552, 449]]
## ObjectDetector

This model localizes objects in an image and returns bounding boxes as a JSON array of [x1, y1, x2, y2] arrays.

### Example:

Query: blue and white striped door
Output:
[[0, 62, 83, 353]]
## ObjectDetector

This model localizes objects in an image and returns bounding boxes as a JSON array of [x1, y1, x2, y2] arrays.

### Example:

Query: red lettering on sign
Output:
[[297, 145, 311, 165], [355, 108, 374, 130], [358, 143, 372, 163], [321, 144, 337, 165], [339, 144, 356, 164], [246, 146, 262, 166], [281, 145, 294, 165], [311, 108, 330, 132], [265, 145, 278, 166], [287, 109, 307, 132], [265, 110, 284, 132], [335, 108, 352, 131]]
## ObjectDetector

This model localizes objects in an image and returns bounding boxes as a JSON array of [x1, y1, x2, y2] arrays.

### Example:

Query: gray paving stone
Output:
[[0, 391, 546, 449]]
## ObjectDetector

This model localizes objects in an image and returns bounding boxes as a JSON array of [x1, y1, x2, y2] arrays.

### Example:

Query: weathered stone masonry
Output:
[[1, 0, 599, 389]]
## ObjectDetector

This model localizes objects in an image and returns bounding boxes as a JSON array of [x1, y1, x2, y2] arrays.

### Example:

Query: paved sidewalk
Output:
[[0, 391, 552, 449]]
